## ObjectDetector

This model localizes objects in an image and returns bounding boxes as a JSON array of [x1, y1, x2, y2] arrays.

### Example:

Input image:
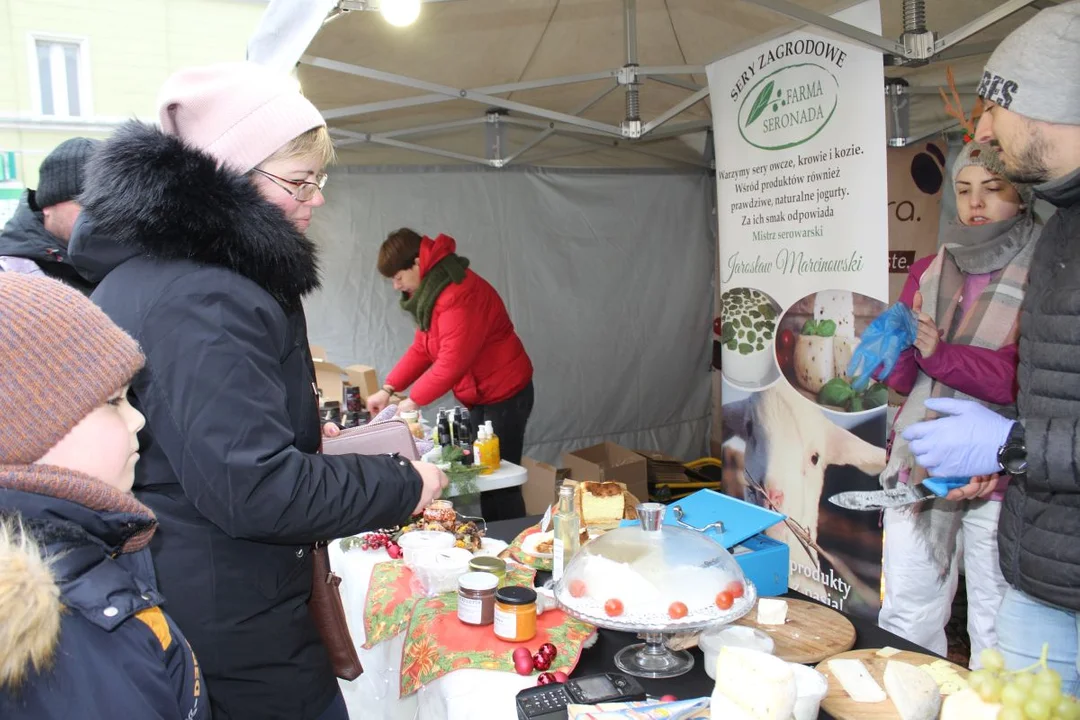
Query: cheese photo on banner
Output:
[[708, 0, 889, 616]]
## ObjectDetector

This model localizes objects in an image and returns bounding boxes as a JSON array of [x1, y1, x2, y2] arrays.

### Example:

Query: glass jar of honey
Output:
[[493, 586, 537, 642]]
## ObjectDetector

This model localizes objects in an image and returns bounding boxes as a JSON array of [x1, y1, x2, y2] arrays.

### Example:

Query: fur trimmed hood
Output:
[[70, 120, 320, 310], [0, 518, 61, 691]]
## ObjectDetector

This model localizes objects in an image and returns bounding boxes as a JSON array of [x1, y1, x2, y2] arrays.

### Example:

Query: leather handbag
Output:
[[309, 419, 421, 681]]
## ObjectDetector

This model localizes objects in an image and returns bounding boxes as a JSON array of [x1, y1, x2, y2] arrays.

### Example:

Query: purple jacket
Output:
[[882, 254, 1019, 405]]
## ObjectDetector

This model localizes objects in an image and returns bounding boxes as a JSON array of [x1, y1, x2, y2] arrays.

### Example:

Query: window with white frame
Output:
[[31, 37, 89, 117]]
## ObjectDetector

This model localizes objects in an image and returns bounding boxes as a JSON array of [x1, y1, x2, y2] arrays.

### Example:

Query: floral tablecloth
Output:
[[361, 559, 595, 695]]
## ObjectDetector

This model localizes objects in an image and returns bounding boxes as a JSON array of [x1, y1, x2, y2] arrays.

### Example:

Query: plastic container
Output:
[[698, 625, 775, 679], [791, 663, 828, 720], [397, 530, 456, 567], [411, 546, 473, 595]]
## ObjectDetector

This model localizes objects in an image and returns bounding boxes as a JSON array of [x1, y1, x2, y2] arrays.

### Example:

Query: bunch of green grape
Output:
[[967, 647, 1079, 720]]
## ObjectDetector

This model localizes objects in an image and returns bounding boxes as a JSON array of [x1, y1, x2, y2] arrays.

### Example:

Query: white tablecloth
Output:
[[330, 462, 536, 720]]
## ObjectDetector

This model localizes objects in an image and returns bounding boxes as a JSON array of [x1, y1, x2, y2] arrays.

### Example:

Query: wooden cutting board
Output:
[[734, 598, 856, 664], [815, 648, 969, 720]]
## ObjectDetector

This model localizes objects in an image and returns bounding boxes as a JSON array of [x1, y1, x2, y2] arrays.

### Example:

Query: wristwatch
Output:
[[997, 422, 1028, 476]]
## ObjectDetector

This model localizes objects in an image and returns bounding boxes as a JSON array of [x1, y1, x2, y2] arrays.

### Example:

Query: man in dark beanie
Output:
[[901, 0, 1080, 691], [0, 137, 99, 293]]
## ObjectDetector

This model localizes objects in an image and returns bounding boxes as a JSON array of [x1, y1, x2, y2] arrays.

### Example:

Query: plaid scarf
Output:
[[883, 213, 1038, 576]]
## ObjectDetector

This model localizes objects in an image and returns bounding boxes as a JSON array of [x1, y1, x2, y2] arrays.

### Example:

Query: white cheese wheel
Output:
[[814, 290, 855, 338], [712, 646, 797, 720], [833, 335, 860, 383], [827, 658, 887, 703], [940, 688, 1001, 720], [756, 598, 788, 625], [793, 335, 835, 393], [883, 660, 942, 720]]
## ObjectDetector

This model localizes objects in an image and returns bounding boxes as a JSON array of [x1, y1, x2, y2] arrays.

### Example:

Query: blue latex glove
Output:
[[901, 398, 1015, 477], [846, 303, 919, 391]]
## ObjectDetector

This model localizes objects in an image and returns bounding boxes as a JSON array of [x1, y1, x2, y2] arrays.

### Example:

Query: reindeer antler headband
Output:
[[939, 66, 984, 144]]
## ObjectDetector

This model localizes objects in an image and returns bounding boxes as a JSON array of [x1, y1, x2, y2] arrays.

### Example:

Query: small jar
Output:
[[469, 556, 507, 587], [494, 586, 537, 642], [457, 572, 498, 626], [424, 500, 456, 528]]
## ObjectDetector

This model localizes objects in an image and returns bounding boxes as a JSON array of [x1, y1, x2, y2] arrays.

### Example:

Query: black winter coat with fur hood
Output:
[[69, 121, 424, 720]]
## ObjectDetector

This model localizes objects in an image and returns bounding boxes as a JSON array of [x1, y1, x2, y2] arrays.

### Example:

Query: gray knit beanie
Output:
[[34, 137, 99, 209], [951, 141, 1034, 207], [978, 1, 1080, 126]]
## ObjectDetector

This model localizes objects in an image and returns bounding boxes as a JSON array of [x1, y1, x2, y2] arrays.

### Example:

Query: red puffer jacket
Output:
[[386, 234, 533, 408]]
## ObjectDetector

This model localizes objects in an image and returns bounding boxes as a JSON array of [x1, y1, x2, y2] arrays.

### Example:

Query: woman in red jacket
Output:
[[369, 229, 534, 520]]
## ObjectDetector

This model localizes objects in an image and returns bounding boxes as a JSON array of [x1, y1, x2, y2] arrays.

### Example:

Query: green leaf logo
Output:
[[745, 81, 775, 127]]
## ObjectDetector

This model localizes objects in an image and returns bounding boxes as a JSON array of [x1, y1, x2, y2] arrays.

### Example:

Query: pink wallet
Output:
[[321, 419, 420, 461]]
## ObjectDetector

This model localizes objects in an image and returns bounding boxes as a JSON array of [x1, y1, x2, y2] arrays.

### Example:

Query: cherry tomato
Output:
[[726, 581, 745, 599], [715, 591, 734, 610], [568, 579, 587, 598], [779, 329, 795, 351], [668, 602, 688, 619], [604, 598, 625, 617]]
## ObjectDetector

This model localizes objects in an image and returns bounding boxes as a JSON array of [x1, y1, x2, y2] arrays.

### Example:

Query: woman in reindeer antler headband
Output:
[[875, 67, 1043, 669]]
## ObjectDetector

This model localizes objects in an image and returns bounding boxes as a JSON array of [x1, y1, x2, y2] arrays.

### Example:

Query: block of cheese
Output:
[[712, 646, 797, 720], [940, 688, 1000, 720], [814, 290, 855, 338], [921, 660, 968, 695], [575, 481, 626, 529], [794, 335, 834, 392], [833, 335, 860, 383], [875, 647, 902, 658], [884, 660, 942, 720], [756, 598, 788, 625], [826, 658, 887, 703]]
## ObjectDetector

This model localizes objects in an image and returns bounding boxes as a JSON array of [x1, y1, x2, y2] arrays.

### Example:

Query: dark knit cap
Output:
[[34, 137, 100, 209], [0, 274, 144, 464]]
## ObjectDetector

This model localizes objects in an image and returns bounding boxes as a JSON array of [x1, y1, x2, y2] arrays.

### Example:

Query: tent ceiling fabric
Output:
[[289, 0, 1042, 167]]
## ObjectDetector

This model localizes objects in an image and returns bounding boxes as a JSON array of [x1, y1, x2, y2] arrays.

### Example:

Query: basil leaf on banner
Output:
[[746, 81, 775, 126]]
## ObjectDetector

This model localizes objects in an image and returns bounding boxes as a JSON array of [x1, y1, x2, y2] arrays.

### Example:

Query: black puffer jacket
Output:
[[1001, 166, 1080, 610], [69, 121, 423, 720], [0, 191, 94, 293]]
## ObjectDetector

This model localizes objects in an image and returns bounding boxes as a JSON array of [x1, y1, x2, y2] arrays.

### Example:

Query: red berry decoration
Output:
[[715, 591, 734, 610], [538, 643, 557, 661], [726, 580, 745, 599], [660, 694, 678, 702], [386, 542, 402, 559], [553, 671, 569, 683], [668, 602, 688, 620], [532, 651, 552, 671], [537, 672, 557, 686]]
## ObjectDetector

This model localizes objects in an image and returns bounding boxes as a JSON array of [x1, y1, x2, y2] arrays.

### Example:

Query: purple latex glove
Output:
[[901, 398, 1015, 477]]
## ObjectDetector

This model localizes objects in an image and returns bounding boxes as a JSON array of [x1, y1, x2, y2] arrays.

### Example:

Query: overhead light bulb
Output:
[[381, 0, 421, 27]]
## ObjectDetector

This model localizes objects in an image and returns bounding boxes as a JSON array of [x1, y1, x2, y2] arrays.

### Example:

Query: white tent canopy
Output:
[[248, 0, 1052, 169]]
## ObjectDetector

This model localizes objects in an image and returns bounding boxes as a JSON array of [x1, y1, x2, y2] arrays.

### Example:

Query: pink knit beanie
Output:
[[157, 62, 326, 174]]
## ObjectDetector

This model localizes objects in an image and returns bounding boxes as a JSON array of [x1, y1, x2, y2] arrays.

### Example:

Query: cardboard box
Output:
[[562, 442, 649, 501], [521, 457, 571, 516], [344, 364, 380, 401], [312, 360, 346, 406]]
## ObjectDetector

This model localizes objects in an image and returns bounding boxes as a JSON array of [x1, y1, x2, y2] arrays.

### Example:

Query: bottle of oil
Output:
[[484, 420, 501, 470], [473, 427, 493, 475], [552, 485, 580, 582]]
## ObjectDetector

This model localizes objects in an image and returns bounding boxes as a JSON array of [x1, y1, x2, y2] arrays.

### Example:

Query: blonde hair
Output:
[[264, 125, 336, 168]]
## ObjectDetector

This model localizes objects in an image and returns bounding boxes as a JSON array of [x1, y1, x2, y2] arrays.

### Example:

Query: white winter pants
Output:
[[878, 500, 1008, 669]]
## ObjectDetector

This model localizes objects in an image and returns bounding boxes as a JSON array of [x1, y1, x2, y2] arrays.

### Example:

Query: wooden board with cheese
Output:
[[816, 648, 969, 720], [734, 597, 856, 664]]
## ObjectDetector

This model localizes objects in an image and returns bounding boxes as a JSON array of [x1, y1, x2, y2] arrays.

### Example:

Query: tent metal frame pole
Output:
[[732, 0, 907, 55], [332, 117, 488, 147], [932, 0, 1040, 53], [503, 81, 621, 166], [647, 75, 704, 92], [642, 87, 710, 135], [330, 127, 492, 165]]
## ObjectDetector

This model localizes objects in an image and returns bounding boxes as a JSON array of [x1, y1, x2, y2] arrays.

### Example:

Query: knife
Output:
[[828, 477, 970, 511]]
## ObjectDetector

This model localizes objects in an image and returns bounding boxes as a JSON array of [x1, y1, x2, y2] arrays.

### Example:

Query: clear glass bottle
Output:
[[552, 485, 580, 582]]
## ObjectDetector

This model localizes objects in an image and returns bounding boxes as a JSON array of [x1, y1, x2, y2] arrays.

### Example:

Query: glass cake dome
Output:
[[554, 503, 756, 678]]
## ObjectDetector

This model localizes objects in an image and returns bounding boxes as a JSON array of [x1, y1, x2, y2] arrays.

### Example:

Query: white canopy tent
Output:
[[247, 0, 1048, 464]]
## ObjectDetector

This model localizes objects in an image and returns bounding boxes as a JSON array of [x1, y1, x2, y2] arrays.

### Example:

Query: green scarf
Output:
[[400, 253, 470, 330]]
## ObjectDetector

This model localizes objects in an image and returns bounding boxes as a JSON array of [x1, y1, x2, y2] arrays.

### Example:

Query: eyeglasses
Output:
[[252, 168, 328, 203]]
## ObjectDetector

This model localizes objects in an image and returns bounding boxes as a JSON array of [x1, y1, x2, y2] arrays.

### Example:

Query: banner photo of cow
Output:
[[722, 380, 886, 618]]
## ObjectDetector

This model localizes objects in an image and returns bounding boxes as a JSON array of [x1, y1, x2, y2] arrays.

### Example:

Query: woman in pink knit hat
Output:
[[68, 62, 447, 720]]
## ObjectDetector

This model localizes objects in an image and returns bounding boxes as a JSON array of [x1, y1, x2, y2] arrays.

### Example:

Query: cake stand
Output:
[[554, 503, 757, 679]]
